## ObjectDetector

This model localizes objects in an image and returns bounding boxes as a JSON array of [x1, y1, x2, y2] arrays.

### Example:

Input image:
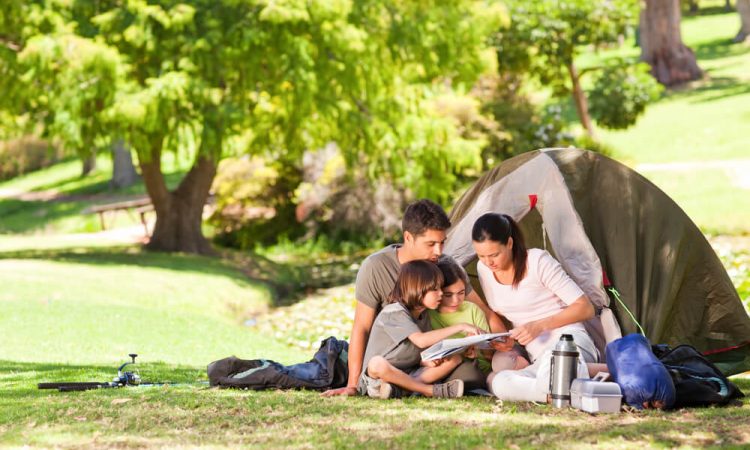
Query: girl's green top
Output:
[[429, 302, 492, 373]]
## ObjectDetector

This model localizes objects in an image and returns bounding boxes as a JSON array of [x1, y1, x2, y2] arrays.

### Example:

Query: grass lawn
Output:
[[0, 246, 299, 367], [0, 375, 748, 449]]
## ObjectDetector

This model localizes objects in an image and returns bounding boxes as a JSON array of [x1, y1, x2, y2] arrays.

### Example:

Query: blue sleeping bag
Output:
[[606, 334, 676, 409]]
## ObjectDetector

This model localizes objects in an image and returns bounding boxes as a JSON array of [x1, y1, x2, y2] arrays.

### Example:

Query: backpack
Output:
[[652, 344, 744, 408]]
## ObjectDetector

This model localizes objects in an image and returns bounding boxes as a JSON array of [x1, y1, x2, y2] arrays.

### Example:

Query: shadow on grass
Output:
[[683, 5, 736, 17], [0, 198, 99, 234], [665, 75, 750, 104], [692, 37, 750, 61], [0, 246, 259, 285]]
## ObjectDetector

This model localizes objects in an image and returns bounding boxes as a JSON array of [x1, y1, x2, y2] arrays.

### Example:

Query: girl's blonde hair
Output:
[[389, 260, 444, 311]]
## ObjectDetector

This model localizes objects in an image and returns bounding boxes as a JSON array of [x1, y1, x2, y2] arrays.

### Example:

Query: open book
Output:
[[420, 332, 511, 362]]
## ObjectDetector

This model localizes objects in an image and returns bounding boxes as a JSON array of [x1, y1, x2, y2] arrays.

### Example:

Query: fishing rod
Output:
[[37, 354, 208, 392]]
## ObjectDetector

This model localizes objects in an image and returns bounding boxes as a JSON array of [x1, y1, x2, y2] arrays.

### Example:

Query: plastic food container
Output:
[[570, 375, 622, 413]]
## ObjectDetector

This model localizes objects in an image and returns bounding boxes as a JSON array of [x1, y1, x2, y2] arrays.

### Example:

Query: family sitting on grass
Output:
[[322, 199, 607, 401]]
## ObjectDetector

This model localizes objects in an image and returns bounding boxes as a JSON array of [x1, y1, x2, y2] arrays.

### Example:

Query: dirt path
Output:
[[636, 158, 750, 189]]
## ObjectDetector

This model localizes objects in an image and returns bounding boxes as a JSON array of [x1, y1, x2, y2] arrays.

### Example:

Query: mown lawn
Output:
[[0, 245, 298, 367], [1, 365, 748, 449]]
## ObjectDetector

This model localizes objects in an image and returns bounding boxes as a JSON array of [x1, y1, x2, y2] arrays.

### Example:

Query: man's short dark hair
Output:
[[402, 199, 451, 237]]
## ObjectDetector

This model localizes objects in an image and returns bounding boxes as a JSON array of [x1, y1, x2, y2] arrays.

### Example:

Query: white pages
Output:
[[420, 332, 511, 361]]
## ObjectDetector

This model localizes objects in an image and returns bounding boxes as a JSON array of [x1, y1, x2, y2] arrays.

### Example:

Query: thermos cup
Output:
[[549, 334, 579, 408]]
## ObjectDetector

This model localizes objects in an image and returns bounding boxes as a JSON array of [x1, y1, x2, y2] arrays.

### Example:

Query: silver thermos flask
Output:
[[549, 334, 579, 408]]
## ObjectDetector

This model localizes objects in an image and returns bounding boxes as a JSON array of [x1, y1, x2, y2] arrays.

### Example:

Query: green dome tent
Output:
[[444, 148, 750, 375]]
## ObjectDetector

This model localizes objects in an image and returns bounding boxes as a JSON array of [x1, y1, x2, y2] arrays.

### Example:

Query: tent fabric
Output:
[[445, 148, 750, 375]]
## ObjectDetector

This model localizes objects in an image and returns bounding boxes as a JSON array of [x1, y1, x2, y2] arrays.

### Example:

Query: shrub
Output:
[[589, 62, 663, 130], [209, 156, 303, 249], [478, 74, 574, 165], [0, 137, 61, 181]]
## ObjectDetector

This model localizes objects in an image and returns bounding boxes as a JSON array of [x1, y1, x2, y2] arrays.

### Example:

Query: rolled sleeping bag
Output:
[[606, 334, 676, 409]]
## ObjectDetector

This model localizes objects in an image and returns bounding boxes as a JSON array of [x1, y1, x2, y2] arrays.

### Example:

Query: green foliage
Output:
[[209, 156, 303, 248], [479, 75, 574, 162], [496, 0, 637, 96], [493, 0, 657, 133], [16, 33, 124, 160], [89, 0, 505, 196], [589, 62, 664, 130]]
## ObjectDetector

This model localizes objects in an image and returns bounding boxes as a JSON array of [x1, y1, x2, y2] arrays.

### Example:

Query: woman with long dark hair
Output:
[[472, 213, 597, 401]]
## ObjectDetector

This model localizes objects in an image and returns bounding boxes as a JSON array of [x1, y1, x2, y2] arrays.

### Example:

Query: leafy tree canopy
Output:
[[1, 0, 509, 252]]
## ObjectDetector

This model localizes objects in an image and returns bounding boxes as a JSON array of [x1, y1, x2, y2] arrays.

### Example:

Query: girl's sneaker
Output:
[[433, 379, 464, 398]]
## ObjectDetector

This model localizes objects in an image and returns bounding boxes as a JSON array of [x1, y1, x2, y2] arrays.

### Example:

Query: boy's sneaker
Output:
[[433, 379, 464, 399], [378, 381, 394, 399]]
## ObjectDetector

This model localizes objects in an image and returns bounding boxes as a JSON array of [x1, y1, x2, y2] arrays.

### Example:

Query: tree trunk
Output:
[[110, 140, 139, 189], [688, 0, 699, 14], [726, 0, 734, 12], [735, 0, 750, 42], [566, 62, 595, 138], [139, 146, 217, 255], [81, 152, 97, 176], [640, 0, 703, 86]]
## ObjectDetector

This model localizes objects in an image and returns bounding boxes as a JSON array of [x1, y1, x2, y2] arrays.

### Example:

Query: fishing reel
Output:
[[115, 353, 141, 386]]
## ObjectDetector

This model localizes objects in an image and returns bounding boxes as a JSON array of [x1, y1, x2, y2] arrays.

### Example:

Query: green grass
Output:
[[1, 367, 748, 448], [575, 11, 750, 165], [0, 246, 299, 367]]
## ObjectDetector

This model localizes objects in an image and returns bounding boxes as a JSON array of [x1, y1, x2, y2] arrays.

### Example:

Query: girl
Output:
[[358, 260, 483, 399], [472, 213, 596, 402], [429, 260, 529, 391]]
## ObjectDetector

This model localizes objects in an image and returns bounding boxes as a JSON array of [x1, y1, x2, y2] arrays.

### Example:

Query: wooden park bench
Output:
[[84, 197, 154, 236], [84, 195, 216, 237]]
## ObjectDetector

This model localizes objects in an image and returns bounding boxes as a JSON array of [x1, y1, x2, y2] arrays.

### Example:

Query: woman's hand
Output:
[[464, 345, 477, 359], [510, 319, 548, 346]]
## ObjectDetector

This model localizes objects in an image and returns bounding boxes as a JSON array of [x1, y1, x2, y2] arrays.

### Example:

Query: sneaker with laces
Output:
[[432, 379, 464, 398]]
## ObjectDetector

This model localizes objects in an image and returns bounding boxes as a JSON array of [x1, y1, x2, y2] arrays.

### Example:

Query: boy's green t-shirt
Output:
[[428, 302, 492, 373]]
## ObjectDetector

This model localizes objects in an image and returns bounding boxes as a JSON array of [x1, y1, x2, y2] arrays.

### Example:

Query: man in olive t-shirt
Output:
[[321, 199, 506, 397]]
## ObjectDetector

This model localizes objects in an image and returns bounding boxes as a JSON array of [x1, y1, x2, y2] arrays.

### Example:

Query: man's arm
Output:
[[321, 301, 376, 397]]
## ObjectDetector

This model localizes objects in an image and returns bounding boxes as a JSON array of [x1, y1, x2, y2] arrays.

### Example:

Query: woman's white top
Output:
[[477, 248, 587, 361]]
